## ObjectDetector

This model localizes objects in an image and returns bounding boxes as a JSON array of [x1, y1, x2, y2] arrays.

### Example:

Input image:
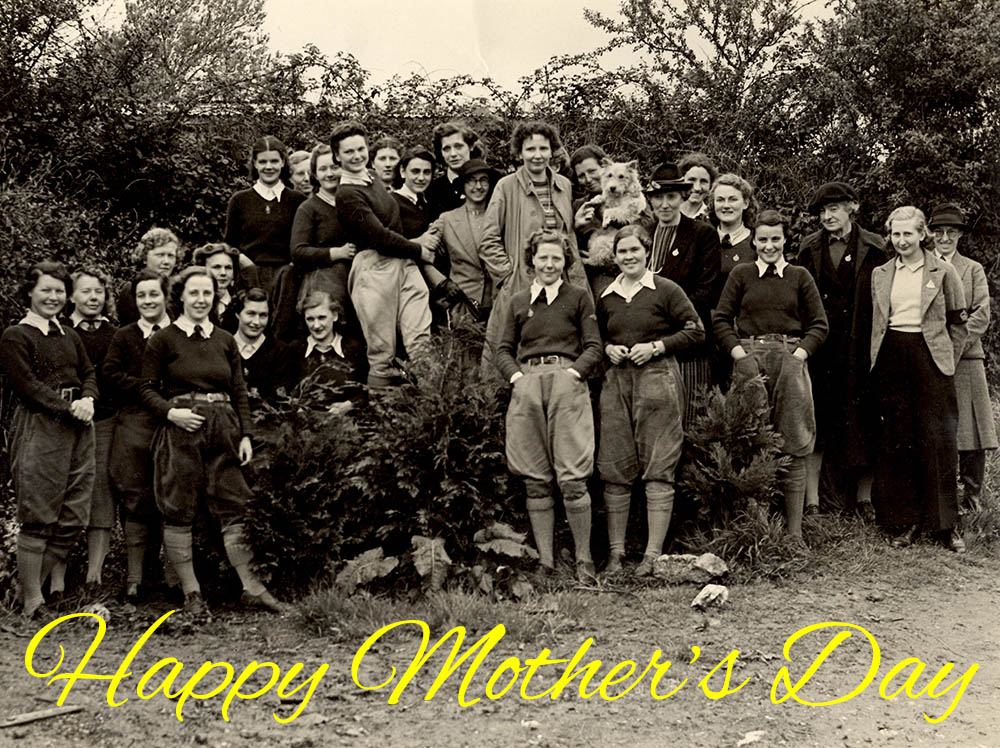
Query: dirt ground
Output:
[[1, 535, 998, 748]]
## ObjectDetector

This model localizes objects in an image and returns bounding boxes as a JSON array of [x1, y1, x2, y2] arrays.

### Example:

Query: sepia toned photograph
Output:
[[1, 0, 998, 745]]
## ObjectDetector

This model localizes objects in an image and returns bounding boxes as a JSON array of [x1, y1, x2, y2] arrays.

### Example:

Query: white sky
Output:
[[262, 0, 628, 89]]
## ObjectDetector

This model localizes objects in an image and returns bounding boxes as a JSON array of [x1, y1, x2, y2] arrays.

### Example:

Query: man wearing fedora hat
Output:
[[641, 162, 719, 426], [929, 202, 997, 514], [796, 182, 886, 518]]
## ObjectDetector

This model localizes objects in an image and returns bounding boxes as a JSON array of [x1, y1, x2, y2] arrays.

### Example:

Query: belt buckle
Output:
[[60, 387, 78, 402], [544, 355, 560, 365]]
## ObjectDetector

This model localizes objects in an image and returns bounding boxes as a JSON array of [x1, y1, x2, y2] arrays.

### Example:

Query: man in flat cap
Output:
[[797, 182, 886, 518]]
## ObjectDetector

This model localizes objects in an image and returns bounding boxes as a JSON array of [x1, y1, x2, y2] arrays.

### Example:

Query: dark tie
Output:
[[193, 324, 205, 340], [80, 320, 99, 332], [48, 320, 62, 336], [151, 324, 161, 332], [721, 234, 732, 248], [763, 265, 777, 278]]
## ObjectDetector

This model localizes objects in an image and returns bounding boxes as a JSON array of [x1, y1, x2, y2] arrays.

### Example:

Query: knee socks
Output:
[[17, 533, 46, 615], [805, 451, 822, 508], [644, 481, 675, 559], [222, 524, 265, 596], [124, 520, 150, 588], [526, 495, 556, 568], [162, 525, 200, 595], [41, 527, 79, 584], [563, 491, 593, 564], [603, 484, 631, 557], [782, 455, 807, 538]]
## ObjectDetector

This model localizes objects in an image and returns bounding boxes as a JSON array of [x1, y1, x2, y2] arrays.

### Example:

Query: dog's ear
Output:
[[600, 157, 613, 168], [626, 160, 639, 173]]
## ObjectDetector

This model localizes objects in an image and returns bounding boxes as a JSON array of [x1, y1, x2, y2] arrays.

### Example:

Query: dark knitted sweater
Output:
[[224, 188, 306, 267], [73, 320, 119, 420], [597, 275, 704, 354], [241, 336, 292, 399], [425, 174, 465, 220], [0, 323, 98, 418], [103, 323, 147, 411], [392, 192, 432, 239], [140, 324, 252, 437], [336, 178, 423, 262], [496, 283, 603, 381], [290, 196, 348, 269], [288, 335, 365, 393], [712, 263, 829, 356]]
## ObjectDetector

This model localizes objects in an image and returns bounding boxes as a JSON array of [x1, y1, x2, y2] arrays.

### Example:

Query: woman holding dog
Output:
[[642, 162, 721, 425], [495, 229, 603, 584], [480, 121, 590, 374], [597, 225, 704, 575]]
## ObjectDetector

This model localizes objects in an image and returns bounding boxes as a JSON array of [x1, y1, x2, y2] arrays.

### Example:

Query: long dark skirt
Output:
[[872, 331, 958, 532]]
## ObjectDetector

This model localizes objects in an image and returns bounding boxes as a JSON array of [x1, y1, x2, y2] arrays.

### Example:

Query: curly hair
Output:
[[20, 261, 72, 308], [432, 121, 482, 164], [308, 143, 335, 191], [329, 120, 368, 163], [131, 227, 181, 267], [70, 265, 116, 321], [710, 173, 757, 227], [168, 265, 218, 319], [523, 229, 573, 271], [752, 209, 791, 241], [678, 152, 719, 184], [510, 121, 562, 161], [231, 286, 269, 317], [129, 268, 169, 301]]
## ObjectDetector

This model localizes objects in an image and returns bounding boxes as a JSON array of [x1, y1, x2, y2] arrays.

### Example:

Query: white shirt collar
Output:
[[305, 332, 343, 358], [529, 278, 563, 305], [339, 169, 373, 186], [175, 315, 214, 338], [234, 329, 265, 359], [137, 315, 170, 339], [601, 269, 657, 300], [253, 180, 285, 202], [70, 310, 109, 328], [395, 184, 420, 204], [20, 310, 63, 335], [895, 254, 925, 273], [316, 189, 336, 207], [755, 257, 789, 278]]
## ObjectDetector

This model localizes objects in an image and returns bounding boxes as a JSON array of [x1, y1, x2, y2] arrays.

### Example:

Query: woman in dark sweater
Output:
[[0, 261, 97, 618], [596, 225, 704, 575], [712, 210, 829, 542], [47, 267, 120, 599], [426, 121, 483, 219], [104, 269, 172, 601], [496, 229, 603, 584], [141, 266, 283, 615], [224, 135, 306, 291], [192, 242, 243, 333], [332, 120, 439, 387]]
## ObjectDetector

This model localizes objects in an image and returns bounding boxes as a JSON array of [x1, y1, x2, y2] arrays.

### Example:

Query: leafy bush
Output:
[[245, 325, 525, 597]]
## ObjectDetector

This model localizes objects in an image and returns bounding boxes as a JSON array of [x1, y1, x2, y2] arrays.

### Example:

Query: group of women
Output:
[[1, 118, 994, 616]]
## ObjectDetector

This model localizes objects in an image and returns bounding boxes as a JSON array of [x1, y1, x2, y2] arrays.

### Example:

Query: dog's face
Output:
[[600, 159, 642, 200]]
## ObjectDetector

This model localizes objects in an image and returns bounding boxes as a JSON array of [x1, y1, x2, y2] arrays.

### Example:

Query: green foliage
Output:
[[245, 328, 520, 596]]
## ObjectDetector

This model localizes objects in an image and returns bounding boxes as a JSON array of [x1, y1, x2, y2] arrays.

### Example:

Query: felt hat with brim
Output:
[[457, 158, 501, 183], [643, 163, 694, 195], [808, 181, 858, 215], [192, 242, 240, 265], [927, 202, 968, 230]]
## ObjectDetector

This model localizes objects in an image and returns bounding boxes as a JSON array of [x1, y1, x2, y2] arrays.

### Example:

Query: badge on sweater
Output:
[[926, 280, 936, 289], [844, 254, 852, 263]]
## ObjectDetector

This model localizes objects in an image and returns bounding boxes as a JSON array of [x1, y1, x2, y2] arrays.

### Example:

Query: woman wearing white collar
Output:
[[712, 210, 829, 546], [596, 225, 704, 576], [224, 135, 307, 292]]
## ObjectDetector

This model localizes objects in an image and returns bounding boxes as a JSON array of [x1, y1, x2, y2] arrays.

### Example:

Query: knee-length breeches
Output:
[[152, 400, 252, 529], [505, 362, 594, 486], [110, 408, 160, 522], [11, 406, 94, 530], [598, 357, 684, 485]]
